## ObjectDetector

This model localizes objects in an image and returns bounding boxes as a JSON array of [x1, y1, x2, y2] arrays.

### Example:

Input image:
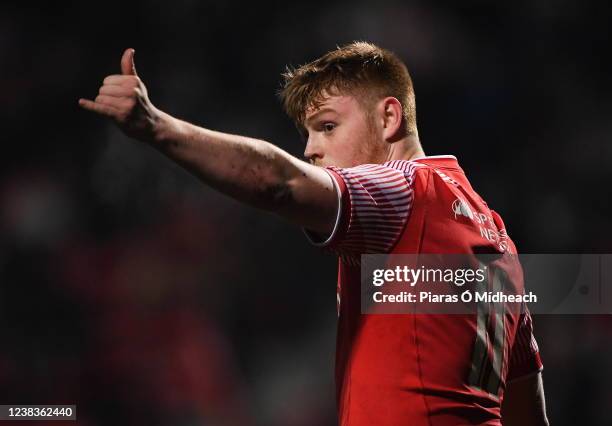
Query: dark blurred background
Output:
[[1, 0, 611, 425]]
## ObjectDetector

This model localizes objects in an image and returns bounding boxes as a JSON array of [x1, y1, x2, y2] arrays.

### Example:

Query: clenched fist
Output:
[[79, 48, 161, 143]]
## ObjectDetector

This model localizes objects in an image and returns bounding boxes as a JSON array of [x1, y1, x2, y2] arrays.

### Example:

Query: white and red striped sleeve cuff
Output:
[[304, 162, 416, 256], [507, 309, 543, 382]]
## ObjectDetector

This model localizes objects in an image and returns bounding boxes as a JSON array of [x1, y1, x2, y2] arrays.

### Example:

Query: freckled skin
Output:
[[78, 49, 421, 235], [303, 95, 389, 168]]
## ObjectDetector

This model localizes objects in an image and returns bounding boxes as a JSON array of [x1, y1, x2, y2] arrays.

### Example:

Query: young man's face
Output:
[[302, 93, 387, 168]]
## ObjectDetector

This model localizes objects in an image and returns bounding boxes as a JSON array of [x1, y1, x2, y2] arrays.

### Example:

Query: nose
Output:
[[304, 138, 323, 164]]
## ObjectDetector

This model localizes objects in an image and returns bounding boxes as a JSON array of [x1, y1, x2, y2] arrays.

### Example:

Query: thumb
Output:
[[120, 48, 138, 76]]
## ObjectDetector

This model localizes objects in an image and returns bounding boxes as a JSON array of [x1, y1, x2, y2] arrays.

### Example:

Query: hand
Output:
[[79, 48, 161, 143]]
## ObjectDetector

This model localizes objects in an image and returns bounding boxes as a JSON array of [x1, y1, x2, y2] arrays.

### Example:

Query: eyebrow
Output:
[[304, 108, 338, 127]]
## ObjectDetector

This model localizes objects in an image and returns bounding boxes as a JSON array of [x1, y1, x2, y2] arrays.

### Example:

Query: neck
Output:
[[385, 134, 425, 162]]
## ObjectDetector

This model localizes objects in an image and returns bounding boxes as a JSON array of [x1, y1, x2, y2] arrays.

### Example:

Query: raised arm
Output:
[[79, 49, 337, 234]]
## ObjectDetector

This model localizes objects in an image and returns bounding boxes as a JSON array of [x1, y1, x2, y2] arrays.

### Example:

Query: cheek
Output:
[[343, 124, 375, 156], [331, 130, 357, 150], [326, 137, 365, 167], [321, 120, 373, 167]]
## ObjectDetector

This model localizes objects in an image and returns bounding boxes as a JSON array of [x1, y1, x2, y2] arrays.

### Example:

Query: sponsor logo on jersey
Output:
[[452, 198, 474, 220]]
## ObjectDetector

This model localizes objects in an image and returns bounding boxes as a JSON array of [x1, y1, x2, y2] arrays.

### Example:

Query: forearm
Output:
[[150, 111, 321, 214], [502, 373, 549, 426]]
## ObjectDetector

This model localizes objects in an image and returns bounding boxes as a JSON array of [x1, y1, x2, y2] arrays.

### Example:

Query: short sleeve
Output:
[[304, 162, 418, 257], [507, 308, 543, 382]]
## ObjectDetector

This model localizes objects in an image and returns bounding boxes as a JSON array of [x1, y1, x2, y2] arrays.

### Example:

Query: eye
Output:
[[323, 122, 336, 133]]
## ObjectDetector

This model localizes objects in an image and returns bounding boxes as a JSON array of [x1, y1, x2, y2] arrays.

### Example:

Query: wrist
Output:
[[150, 109, 179, 148]]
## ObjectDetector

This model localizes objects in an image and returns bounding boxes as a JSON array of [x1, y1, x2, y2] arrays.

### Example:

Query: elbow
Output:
[[241, 149, 300, 212], [244, 173, 295, 212], [259, 180, 294, 210]]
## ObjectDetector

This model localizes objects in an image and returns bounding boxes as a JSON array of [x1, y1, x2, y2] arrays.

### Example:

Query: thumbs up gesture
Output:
[[79, 49, 161, 143]]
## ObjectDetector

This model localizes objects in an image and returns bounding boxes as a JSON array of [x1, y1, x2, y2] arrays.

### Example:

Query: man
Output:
[[79, 42, 549, 425]]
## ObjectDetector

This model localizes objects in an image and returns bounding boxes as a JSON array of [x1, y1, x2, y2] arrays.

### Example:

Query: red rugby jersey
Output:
[[306, 155, 542, 426]]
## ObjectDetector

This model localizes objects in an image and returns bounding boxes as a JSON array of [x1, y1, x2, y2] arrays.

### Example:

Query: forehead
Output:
[[304, 94, 362, 122]]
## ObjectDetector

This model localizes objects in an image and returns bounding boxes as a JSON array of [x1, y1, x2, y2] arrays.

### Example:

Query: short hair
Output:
[[279, 41, 417, 136]]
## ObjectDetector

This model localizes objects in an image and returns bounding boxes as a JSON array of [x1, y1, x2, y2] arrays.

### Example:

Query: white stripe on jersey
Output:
[[326, 160, 423, 260]]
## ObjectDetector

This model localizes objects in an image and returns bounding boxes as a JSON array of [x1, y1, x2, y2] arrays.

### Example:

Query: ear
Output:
[[380, 97, 404, 142]]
